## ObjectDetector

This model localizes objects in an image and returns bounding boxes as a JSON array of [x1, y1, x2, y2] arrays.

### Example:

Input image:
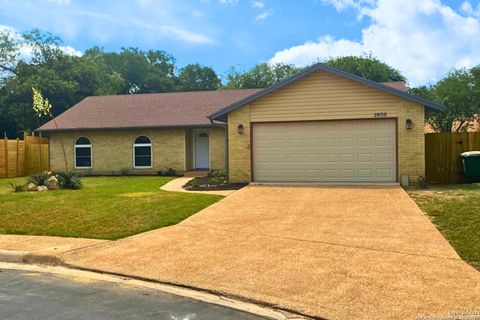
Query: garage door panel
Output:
[[376, 153, 393, 162], [339, 153, 355, 162], [358, 137, 373, 146], [340, 138, 355, 146], [252, 119, 396, 182], [358, 153, 373, 163], [375, 137, 393, 147]]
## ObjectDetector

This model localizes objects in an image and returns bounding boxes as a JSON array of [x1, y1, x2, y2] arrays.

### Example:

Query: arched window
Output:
[[133, 136, 152, 168], [74, 137, 92, 168]]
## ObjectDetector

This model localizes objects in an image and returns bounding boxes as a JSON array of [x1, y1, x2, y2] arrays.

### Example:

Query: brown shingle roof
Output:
[[37, 89, 261, 131]]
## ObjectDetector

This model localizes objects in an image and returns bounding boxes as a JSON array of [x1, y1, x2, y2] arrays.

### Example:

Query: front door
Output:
[[194, 130, 209, 169]]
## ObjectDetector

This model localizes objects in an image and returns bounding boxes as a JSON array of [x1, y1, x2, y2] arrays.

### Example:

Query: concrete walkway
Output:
[[60, 186, 480, 320], [160, 177, 237, 196], [0, 235, 107, 263]]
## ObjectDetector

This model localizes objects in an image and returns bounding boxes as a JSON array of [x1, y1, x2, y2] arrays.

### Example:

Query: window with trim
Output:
[[133, 136, 152, 168], [74, 137, 92, 168]]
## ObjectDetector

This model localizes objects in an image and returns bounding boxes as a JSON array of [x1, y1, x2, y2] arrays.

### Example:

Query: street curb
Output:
[[0, 261, 311, 320], [0, 250, 65, 266], [0, 249, 28, 263], [0, 254, 316, 320], [59, 263, 320, 320]]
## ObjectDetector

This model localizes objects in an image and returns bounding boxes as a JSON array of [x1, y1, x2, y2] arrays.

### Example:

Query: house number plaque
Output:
[[374, 112, 387, 118]]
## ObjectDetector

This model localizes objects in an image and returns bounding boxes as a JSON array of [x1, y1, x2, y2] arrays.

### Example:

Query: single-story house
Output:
[[37, 64, 445, 184]]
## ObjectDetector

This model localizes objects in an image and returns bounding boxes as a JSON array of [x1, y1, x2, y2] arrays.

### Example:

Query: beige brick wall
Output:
[[209, 127, 227, 171], [228, 104, 251, 183], [397, 102, 425, 184], [49, 129, 185, 175], [185, 129, 193, 170]]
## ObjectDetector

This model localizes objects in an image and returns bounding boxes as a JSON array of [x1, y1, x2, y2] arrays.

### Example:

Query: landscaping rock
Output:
[[47, 176, 59, 190], [27, 183, 38, 192], [37, 186, 48, 192]]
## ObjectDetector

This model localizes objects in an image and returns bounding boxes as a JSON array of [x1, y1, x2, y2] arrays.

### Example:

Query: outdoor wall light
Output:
[[406, 119, 413, 130], [237, 124, 244, 134]]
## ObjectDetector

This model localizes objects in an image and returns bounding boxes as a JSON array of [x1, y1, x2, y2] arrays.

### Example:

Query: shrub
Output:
[[57, 172, 83, 190], [27, 172, 50, 186], [165, 168, 176, 176], [210, 170, 227, 185], [190, 178, 201, 188], [418, 175, 428, 189], [9, 182, 26, 192]]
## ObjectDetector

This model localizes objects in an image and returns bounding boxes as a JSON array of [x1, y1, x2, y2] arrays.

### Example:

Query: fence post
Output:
[[16, 138, 19, 177], [23, 132, 27, 175], [39, 131, 42, 172], [4, 132, 8, 178]]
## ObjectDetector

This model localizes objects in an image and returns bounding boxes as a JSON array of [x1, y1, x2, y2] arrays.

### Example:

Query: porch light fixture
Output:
[[237, 124, 244, 134], [406, 119, 413, 130]]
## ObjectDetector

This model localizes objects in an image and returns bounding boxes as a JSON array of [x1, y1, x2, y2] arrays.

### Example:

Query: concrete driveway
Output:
[[62, 186, 480, 320]]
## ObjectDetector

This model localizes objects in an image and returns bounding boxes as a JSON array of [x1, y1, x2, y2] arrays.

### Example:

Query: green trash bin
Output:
[[461, 151, 480, 181]]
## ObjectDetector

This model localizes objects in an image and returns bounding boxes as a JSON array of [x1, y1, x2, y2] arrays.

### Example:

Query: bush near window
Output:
[[157, 168, 177, 176]]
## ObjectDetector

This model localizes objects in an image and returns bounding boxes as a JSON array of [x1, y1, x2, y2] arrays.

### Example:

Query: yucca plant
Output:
[[27, 172, 50, 186], [9, 182, 26, 192], [57, 172, 82, 190]]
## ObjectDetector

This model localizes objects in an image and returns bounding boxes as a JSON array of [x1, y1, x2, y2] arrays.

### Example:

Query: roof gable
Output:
[[209, 64, 445, 122]]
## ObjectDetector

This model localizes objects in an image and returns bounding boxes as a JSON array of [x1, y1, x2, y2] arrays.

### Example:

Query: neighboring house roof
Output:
[[381, 81, 409, 92], [208, 63, 446, 122], [425, 115, 480, 133], [37, 89, 261, 132]]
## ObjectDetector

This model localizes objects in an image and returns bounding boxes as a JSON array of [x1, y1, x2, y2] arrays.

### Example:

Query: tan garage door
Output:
[[252, 119, 397, 182]]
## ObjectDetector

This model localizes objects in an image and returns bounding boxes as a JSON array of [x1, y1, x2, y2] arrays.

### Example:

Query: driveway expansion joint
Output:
[[178, 224, 462, 262]]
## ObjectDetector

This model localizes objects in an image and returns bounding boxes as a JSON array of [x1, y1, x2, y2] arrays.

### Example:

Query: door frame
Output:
[[250, 117, 399, 183], [193, 128, 210, 170]]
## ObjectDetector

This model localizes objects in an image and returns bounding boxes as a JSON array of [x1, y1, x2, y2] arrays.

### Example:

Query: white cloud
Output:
[[256, 9, 273, 20], [60, 45, 82, 56], [130, 19, 214, 44], [321, 0, 374, 11], [270, 0, 480, 86], [0, 25, 82, 61], [461, 1, 480, 18], [252, 1, 265, 9], [219, 0, 238, 4], [1, 0, 215, 46]]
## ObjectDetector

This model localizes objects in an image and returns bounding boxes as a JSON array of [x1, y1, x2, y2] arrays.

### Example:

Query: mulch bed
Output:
[[184, 176, 248, 191]]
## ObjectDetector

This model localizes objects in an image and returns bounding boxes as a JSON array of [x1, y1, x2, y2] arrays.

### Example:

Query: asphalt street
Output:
[[0, 268, 269, 320]]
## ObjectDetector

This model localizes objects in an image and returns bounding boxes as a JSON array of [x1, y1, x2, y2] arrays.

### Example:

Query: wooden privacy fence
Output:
[[0, 134, 49, 178], [425, 132, 480, 184]]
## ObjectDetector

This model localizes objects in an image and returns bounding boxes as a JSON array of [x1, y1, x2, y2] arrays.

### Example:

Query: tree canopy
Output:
[[410, 68, 480, 132], [0, 29, 221, 137], [222, 55, 406, 90], [224, 63, 303, 89], [178, 63, 221, 91], [324, 55, 406, 83]]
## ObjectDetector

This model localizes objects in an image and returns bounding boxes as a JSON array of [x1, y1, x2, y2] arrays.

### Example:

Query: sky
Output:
[[1, 0, 480, 86]]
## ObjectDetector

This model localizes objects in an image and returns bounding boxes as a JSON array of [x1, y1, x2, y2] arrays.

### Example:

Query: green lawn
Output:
[[0, 176, 222, 240], [408, 183, 480, 270]]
